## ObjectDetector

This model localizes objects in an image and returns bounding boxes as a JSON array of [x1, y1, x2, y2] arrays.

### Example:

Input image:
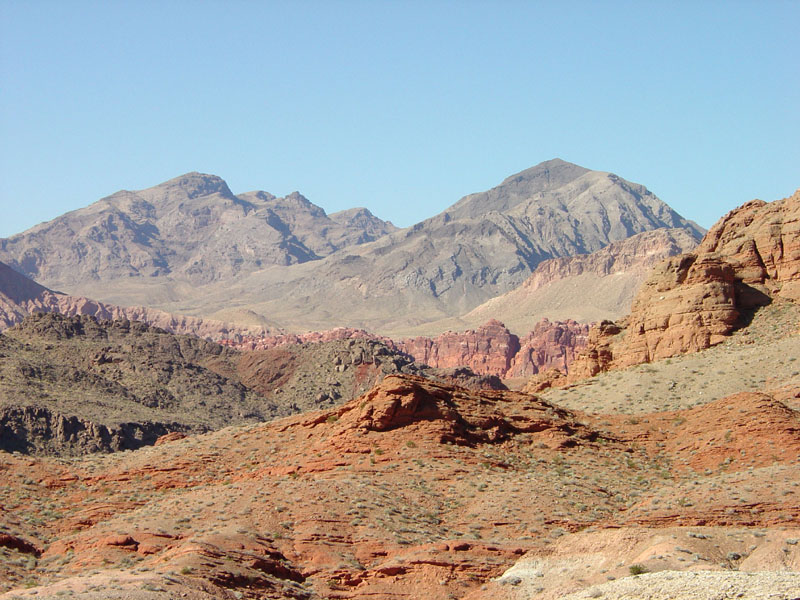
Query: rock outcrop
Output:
[[568, 189, 800, 376], [622, 254, 739, 364], [0, 406, 181, 455], [228, 318, 589, 380], [321, 374, 588, 448], [508, 319, 590, 377], [397, 320, 521, 376], [396, 318, 588, 378]]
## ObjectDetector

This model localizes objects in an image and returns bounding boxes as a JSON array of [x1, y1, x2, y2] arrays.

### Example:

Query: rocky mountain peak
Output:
[[0, 162, 704, 333], [153, 171, 235, 201], [282, 191, 320, 211], [499, 158, 590, 187], [237, 190, 277, 203]]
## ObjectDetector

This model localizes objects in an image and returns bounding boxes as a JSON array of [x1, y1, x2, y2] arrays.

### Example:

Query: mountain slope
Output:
[[191, 159, 704, 334], [449, 227, 700, 334], [0, 312, 436, 455], [0, 173, 396, 290], [0, 161, 703, 334], [0, 260, 282, 337]]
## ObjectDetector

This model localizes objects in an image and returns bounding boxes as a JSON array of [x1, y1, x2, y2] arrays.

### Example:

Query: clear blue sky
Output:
[[1, 1, 798, 238]]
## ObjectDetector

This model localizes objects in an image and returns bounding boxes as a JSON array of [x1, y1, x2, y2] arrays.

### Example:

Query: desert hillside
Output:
[[0, 190, 797, 599]]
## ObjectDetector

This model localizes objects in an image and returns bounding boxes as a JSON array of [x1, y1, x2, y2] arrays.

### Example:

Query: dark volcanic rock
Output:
[[0, 406, 184, 455], [0, 313, 285, 455]]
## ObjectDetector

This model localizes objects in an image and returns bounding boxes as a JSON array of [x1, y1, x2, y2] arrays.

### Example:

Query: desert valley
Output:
[[0, 159, 798, 600]]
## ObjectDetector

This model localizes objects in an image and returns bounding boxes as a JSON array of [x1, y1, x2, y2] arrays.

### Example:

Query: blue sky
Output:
[[1, 1, 798, 238]]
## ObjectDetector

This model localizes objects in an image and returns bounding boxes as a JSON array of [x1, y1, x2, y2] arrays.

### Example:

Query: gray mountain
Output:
[[0, 172, 397, 290], [0, 160, 703, 334]]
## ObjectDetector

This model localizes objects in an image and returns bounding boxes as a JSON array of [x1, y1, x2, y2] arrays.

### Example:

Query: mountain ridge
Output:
[[0, 159, 704, 334]]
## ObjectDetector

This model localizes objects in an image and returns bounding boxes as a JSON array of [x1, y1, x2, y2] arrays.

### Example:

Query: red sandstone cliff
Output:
[[569, 189, 800, 377], [397, 320, 521, 376], [507, 319, 589, 377], [396, 318, 588, 378]]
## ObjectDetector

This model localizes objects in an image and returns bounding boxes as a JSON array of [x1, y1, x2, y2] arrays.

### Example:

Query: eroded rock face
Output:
[[325, 374, 585, 447], [622, 254, 739, 365], [563, 320, 622, 380], [397, 319, 588, 378], [508, 319, 589, 377], [696, 192, 800, 301], [0, 406, 181, 455], [397, 320, 521, 376], [569, 189, 800, 375]]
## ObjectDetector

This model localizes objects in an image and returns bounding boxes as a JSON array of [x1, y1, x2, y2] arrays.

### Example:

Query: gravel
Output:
[[562, 570, 800, 600]]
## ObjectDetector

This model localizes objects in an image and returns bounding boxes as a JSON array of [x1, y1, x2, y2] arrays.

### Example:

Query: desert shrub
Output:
[[629, 564, 648, 575]]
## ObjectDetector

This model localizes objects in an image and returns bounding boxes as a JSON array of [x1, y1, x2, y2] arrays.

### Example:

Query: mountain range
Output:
[[0, 159, 704, 334], [0, 160, 798, 599], [0, 189, 797, 599]]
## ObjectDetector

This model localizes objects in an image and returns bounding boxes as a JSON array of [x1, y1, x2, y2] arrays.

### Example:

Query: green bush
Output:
[[629, 564, 648, 575]]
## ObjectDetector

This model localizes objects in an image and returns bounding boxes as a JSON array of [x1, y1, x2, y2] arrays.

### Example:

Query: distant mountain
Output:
[[0, 160, 704, 334], [185, 159, 704, 334], [0, 172, 396, 289]]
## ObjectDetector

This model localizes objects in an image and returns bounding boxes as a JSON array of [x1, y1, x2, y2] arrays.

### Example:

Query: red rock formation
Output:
[[569, 189, 800, 376], [396, 319, 588, 378], [622, 254, 739, 365], [324, 374, 585, 446], [507, 319, 589, 377], [696, 191, 800, 302], [3, 372, 800, 598], [562, 320, 622, 380], [397, 319, 521, 376]]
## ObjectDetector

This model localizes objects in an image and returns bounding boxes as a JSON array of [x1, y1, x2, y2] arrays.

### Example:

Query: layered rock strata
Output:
[[569, 189, 799, 376]]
